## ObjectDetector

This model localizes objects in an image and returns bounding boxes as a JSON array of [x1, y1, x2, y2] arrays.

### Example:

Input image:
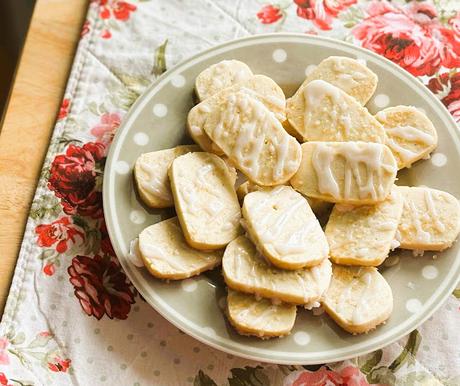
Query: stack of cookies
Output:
[[133, 58, 460, 338]]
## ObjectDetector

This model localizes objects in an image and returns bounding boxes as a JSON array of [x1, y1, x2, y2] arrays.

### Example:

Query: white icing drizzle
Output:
[[385, 125, 435, 163], [406, 199, 431, 243], [139, 161, 172, 201], [424, 190, 445, 233], [127, 238, 144, 267], [312, 142, 396, 200], [141, 243, 185, 271], [236, 303, 278, 326]]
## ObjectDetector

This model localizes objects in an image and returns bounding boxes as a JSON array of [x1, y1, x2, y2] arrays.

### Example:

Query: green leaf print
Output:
[[389, 330, 421, 372], [367, 366, 396, 386], [193, 370, 217, 386], [360, 349, 383, 374], [27, 333, 53, 349], [152, 39, 168, 76], [30, 195, 61, 220], [453, 288, 460, 298], [228, 366, 270, 386]]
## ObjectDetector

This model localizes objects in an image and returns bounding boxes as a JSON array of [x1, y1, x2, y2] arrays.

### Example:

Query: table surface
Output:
[[0, 0, 88, 314]]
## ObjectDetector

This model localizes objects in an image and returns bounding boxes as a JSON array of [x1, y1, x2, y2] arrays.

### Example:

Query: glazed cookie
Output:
[[222, 235, 332, 305], [202, 91, 301, 186], [226, 289, 296, 338], [138, 217, 223, 280], [286, 80, 385, 143], [325, 187, 404, 266], [290, 141, 397, 205], [375, 106, 438, 169], [188, 75, 286, 154], [169, 152, 242, 250], [297, 56, 378, 105], [134, 145, 200, 208], [195, 60, 253, 101], [242, 186, 329, 269], [323, 265, 393, 334], [397, 186, 460, 251]]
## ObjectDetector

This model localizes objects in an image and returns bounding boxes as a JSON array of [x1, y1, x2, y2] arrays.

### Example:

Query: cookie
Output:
[[397, 186, 460, 251], [242, 186, 329, 269], [195, 60, 253, 101], [323, 265, 393, 334], [138, 217, 223, 280], [202, 91, 301, 186], [375, 106, 438, 169], [222, 235, 332, 305], [290, 141, 397, 204], [169, 152, 242, 250], [188, 75, 286, 154], [134, 145, 200, 208], [286, 80, 385, 143], [226, 289, 296, 338], [325, 187, 404, 266], [297, 56, 378, 105]]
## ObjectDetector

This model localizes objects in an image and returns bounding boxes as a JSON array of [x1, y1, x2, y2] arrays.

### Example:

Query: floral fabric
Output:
[[1, 0, 459, 385]]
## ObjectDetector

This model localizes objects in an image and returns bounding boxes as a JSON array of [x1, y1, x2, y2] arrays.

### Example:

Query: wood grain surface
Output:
[[0, 0, 88, 314]]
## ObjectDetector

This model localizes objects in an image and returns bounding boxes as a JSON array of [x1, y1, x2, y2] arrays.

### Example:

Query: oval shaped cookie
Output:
[[242, 186, 329, 269], [290, 141, 397, 204], [323, 265, 393, 334], [169, 152, 242, 250], [397, 186, 460, 251], [195, 60, 253, 101], [202, 91, 301, 186], [138, 217, 223, 280], [188, 75, 286, 154], [226, 289, 296, 339], [297, 56, 378, 105], [325, 187, 404, 266], [375, 106, 438, 169], [134, 145, 199, 208], [222, 235, 332, 305], [286, 80, 385, 143]]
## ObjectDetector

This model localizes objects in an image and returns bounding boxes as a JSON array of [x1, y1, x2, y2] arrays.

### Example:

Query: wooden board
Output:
[[0, 0, 88, 314]]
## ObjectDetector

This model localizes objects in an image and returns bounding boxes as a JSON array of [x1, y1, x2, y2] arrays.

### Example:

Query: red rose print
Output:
[[48, 142, 105, 219], [0, 372, 12, 386], [58, 98, 70, 120], [98, 0, 137, 21], [353, 1, 460, 76], [68, 255, 136, 320], [101, 29, 112, 39], [43, 263, 56, 276], [0, 338, 9, 365], [90, 112, 122, 148], [81, 20, 90, 37], [294, 0, 357, 30], [99, 219, 116, 257], [428, 72, 460, 122], [47, 354, 71, 373], [35, 216, 85, 253], [257, 5, 283, 24], [285, 365, 372, 386]]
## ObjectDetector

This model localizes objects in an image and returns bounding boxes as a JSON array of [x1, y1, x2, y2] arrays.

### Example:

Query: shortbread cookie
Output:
[[202, 91, 301, 186], [290, 142, 397, 204], [297, 56, 378, 105], [286, 80, 385, 143], [325, 187, 404, 266], [222, 236, 332, 305], [375, 106, 438, 169], [134, 145, 199, 208], [226, 289, 296, 338], [138, 217, 223, 280], [169, 152, 242, 250], [188, 75, 286, 153], [242, 186, 329, 269], [397, 186, 460, 251], [323, 265, 393, 334], [195, 60, 253, 101]]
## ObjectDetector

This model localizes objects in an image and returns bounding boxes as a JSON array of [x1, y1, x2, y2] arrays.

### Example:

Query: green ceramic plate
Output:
[[103, 34, 460, 364]]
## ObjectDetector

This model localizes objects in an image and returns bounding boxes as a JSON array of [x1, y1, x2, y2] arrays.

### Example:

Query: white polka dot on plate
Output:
[[129, 210, 146, 225], [181, 279, 197, 292], [272, 49, 287, 63], [304, 64, 317, 77], [431, 153, 447, 167], [406, 298, 422, 313], [153, 103, 168, 117], [422, 265, 438, 280], [115, 160, 130, 174], [133, 132, 149, 146], [171, 74, 186, 88], [294, 331, 311, 346], [373, 94, 390, 108]]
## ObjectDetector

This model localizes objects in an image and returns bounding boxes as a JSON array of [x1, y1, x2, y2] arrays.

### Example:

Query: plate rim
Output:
[[103, 32, 460, 364]]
